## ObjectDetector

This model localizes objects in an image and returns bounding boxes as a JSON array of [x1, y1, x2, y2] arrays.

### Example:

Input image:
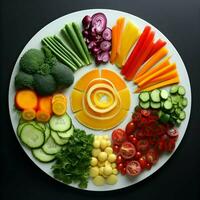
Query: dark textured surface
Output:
[[1, 0, 200, 199]]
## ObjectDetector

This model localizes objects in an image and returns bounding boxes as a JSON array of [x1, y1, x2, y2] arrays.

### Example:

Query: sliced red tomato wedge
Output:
[[167, 128, 179, 138], [146, 149, 159, 164], [126, 161, 142, 176], [136, 139, 150, 152], [112, 129, 126, 145], [120, 141, 136, 159]]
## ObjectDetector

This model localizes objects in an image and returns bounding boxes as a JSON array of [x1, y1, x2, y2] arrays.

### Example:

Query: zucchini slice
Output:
[[49, 114, 71, 132], [20, 124, 45, 148], [32, 148, 55, 163]]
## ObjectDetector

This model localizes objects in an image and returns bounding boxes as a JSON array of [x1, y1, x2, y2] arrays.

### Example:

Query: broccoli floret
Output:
[[20, 49, 45, 74], [51, 62, 74, 89], [15, 71, 34, 90], [34, 74, 57, 96], [37, 63, 51, 75], [42, 46, 58, 67]]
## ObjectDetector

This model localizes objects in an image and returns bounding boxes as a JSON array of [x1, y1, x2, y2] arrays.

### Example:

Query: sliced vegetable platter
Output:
[[8, 9, 191, 191]]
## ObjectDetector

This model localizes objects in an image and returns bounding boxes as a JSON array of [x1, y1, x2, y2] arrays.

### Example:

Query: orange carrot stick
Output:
[[134, 55, 171, 84], [134, 47, 168, 80], [137, 69, 178, 90], [137, 63, 176, 87], [135, 76, 180, 93]]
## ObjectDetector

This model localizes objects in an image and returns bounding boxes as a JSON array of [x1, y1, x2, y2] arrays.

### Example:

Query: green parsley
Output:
[[52, 129, 94, 188]]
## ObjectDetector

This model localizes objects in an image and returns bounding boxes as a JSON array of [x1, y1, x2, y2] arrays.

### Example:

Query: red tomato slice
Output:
[[167, 128, 179, 138], [136, 139, 150, 152], [126, 161, 141, 176], [125, 121, 136, 136], [139, 156, 147, 169], [146, 149, 159, 164], [141, 109, 151, 117], [120, 142, 136, 159], [112, 129, 126, 145]]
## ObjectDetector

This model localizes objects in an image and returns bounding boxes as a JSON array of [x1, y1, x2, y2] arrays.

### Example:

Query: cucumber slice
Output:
[[179, 111, 186, 120], [17, 123, 27, 137], [175, 108, 182, 116], [139, 92, 150, 102], [176, 119, 182, 126], [182, 97, 188, 107], [139, 101, 150, 109], [51, 130, 69, 145], [49, 114, 71, 132], [32, 148, 55, 163], [170, 85, 179, 94], [150, 89, 160, 102], [178, 86, 186, 96], [42, 136, 62, 155], [44, 126, 51, 141], [58, 126, 74, 139], [20, 125, 45, 148], [163, 100, 173, 110], [36, 122, 46, 131], [150, 102, 161, 109], [160, 89, 169, 100]]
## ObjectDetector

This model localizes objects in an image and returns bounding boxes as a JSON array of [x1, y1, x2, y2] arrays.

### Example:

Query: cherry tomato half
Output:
[[120, 142, 136, 159], [125, 121, 136, 136], [126, 161, 141, 176], [167, 128, 179, 138], [139, 156, 147, 169], [146, 149, 159, 164], [112, 129, 126, 145], [141, 109, 151, 117], [136, 139, 150, 152]]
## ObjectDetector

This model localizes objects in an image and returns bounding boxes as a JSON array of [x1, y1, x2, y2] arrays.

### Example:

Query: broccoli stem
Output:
[[53, 36, 84, 68], [42, 39, 77, 71]]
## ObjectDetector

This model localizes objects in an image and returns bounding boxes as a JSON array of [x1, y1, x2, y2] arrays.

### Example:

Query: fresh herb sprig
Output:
[[52, 129, 94, 188]]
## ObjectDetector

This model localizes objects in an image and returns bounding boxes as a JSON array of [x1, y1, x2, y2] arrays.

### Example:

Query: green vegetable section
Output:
[[42, 22, 91, 71], [138, 85, 188, 126], [17, 114, 74, 163], [52, 129, 94, 188]]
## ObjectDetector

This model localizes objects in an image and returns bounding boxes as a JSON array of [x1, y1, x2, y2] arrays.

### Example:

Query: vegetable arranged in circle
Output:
[[70, 69, 131, 130]]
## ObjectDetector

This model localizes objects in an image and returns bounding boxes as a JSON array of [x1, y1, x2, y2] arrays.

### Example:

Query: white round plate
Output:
[[9, 9, 191, 191]]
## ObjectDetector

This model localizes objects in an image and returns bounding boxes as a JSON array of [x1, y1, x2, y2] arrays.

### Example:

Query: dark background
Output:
[[1, 0, 200, 199]]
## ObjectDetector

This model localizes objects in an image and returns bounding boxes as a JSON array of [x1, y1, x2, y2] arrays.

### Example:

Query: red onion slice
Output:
[[91, 13, 107, 34], [100, 41, 111, 51], [82, 15, 92, 29], [102, 27, 112, 41]]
